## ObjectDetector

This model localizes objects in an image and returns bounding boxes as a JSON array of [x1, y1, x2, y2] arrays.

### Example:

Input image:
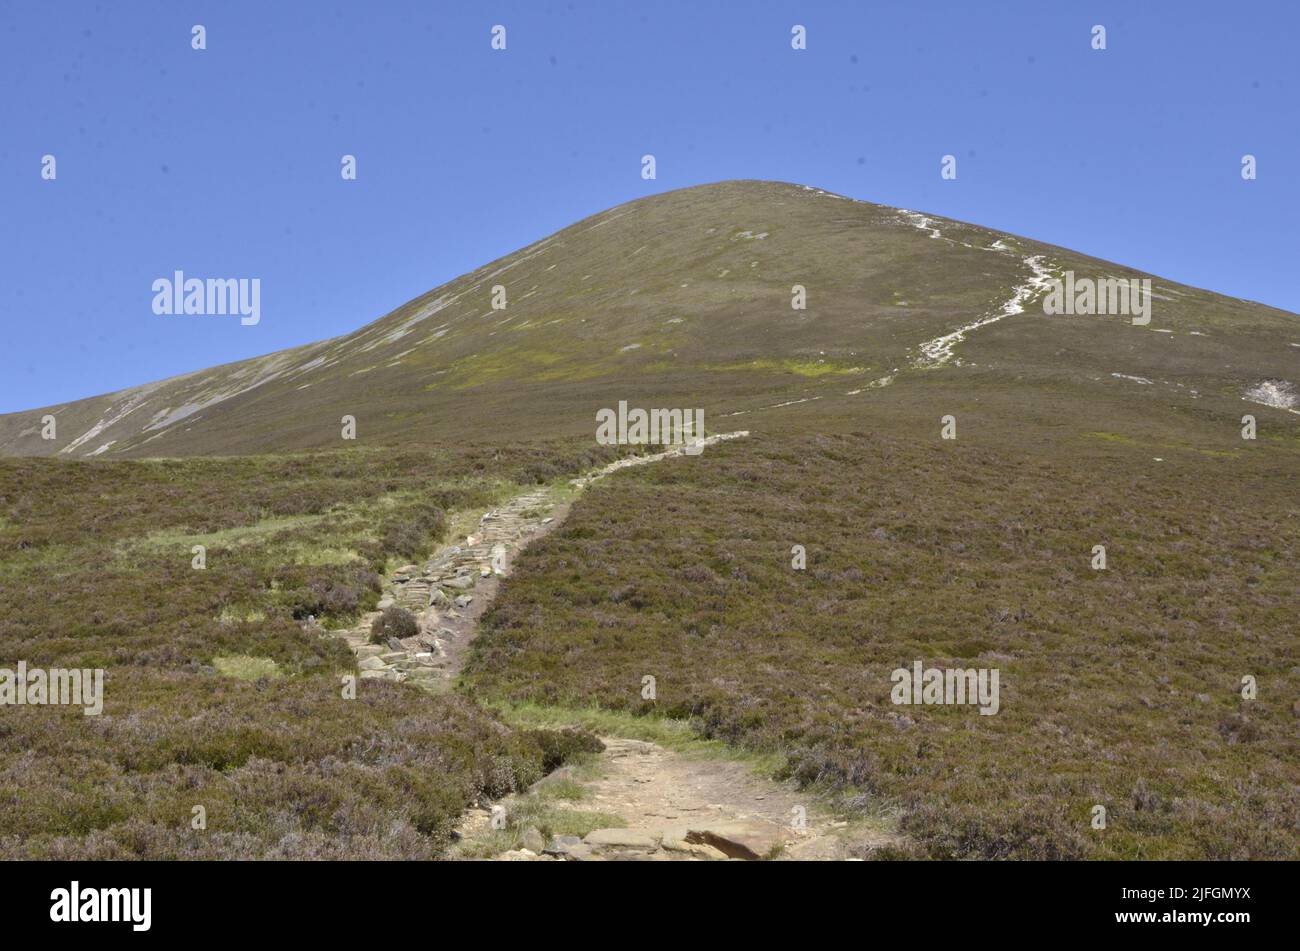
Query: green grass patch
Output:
[[483, 699, 787, 773], [704, 358, 866, 378], [212, 655, 283, 680]]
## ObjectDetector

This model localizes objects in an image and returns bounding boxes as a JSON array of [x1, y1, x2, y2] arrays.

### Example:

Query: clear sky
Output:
[[1, 0, 1295, 412]]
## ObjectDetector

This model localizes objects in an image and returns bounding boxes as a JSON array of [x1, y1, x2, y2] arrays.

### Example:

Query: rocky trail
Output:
[[334, 431, 749, 687], [330, 430, 894, 860], [336, 481, 560, 689]]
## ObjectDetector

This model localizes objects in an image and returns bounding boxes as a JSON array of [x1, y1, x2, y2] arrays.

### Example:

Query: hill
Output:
[[3, 180, 1296, 458]]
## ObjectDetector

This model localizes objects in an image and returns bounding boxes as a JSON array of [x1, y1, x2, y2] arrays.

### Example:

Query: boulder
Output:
[[520, 827, 546, 854], [543, 835, 584, 857], [357, 656, 388, 670]]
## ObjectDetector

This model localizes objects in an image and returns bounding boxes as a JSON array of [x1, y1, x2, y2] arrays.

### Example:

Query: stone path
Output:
[[337, 485, 557, 688], [334, 431, 750, 687]]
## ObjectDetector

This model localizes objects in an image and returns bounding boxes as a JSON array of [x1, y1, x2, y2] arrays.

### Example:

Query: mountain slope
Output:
[[2, 180, 1297, 458], [3, 181, 1296, 862]]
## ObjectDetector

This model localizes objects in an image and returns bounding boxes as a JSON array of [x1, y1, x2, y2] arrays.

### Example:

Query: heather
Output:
[[0, 441, 614, 858]]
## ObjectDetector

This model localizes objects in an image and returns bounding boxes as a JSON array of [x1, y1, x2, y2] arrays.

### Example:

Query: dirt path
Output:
[[332, 430, 898, 859], [452, 736, 894, 861]]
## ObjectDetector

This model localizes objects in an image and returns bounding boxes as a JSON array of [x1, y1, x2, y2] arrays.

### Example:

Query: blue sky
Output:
[[1, 0, 1295, 412]]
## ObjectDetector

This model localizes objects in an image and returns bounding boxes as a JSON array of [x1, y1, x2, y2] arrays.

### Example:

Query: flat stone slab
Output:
[[660, 834, 729, 859], [684, 821, 786, 860], [584, 828, 660, 850]]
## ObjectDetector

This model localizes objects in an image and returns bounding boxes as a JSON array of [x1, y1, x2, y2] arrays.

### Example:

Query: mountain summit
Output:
[[2, 181, 1295, 457]]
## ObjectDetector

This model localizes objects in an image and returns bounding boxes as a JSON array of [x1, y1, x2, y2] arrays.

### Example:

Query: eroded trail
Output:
[[335, 432, 748, 686], [332, 430, 895, 860], [891, 207, 1058, 371]]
